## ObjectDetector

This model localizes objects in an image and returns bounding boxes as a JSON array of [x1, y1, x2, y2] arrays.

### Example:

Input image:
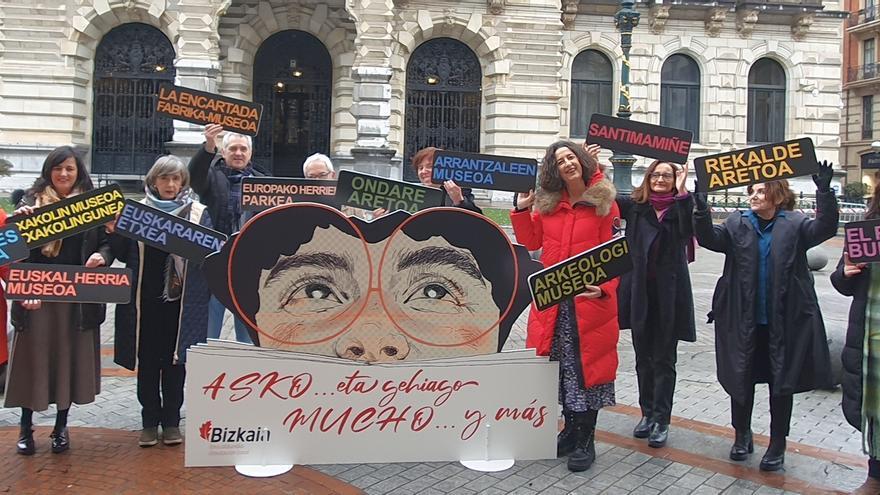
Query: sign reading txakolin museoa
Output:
[[431, 151, 538, 193], [8, 184, 125, 249], [845, 218, 880, 264], [528, 236, 632, 312], [156, 83, 263, 137], [586, 113, 693, 164], [6, 263, 132, 304], [0, 224, 29, 268], [335, 170, 444, 213], [241, 177, 339, 211], [693, 138, 818, 192], [113, 200, 227, 263]]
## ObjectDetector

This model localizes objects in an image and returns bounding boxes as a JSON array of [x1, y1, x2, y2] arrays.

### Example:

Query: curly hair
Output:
[[538, 140, 597, 192]]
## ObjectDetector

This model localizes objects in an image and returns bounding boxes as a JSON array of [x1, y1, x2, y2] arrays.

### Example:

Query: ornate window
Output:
[[747, 58, 786, 144], [660, 54, 700, 141], [571, 50, 613, 138]]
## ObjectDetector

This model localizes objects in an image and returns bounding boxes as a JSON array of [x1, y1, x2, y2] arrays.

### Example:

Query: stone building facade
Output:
[[0, 0, 845, 195]]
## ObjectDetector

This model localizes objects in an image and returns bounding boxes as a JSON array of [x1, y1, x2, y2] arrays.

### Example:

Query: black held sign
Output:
[[586, 113, 693, 164], [6, 263, 132, 304], [114, 200, 227, 263], [241, 177, 339, 211], [694, 138, 817, 192], [335, 170, 444, 213], [156, 83, 263, 137], [528, 236, 632, 312], [0, 224, 29, 268], [431, 151, 538, 193]]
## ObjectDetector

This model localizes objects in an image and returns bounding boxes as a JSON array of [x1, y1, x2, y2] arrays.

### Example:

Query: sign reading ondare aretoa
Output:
[[335, 170, 444, 213], [185, 346, 557, 466], [431, 151, 538, 193], [694, 138, 818, 192], [6, 263, 132, 303], [528, 236, 632, 311], [156, 83, 263, 137], [586, 113, 693, 164], [845, 218, 880, 263], [0, 224, 29, 268], [241, 177, 339, 211]]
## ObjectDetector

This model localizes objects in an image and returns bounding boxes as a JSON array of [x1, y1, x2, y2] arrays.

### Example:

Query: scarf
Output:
[[221, 164, 253, 232], [648, 191, 696, 263], [863, 267, 880, 457], [35, 185, 82, 258], [144, 186, 194, 302]]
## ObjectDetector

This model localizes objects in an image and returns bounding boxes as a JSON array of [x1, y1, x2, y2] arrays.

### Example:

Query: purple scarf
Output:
[[648, 191, 696, 263]]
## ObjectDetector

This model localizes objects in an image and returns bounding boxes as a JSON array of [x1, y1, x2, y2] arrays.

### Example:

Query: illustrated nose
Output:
[[333, 293, 410, 362]]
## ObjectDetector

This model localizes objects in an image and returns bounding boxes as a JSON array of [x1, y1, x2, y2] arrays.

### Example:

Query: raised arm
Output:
[[692, 186, 730, 253], [509, 189, 543, 250]]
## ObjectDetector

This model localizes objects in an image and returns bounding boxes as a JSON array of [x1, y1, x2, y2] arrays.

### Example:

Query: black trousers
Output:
[[137, 360, 185, 428], [730, 326, 793, 438], [632, 284, 679, 426]]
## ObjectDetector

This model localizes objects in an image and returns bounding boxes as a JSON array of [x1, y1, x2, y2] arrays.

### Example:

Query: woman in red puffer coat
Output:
[[510, 140, 620, 473]]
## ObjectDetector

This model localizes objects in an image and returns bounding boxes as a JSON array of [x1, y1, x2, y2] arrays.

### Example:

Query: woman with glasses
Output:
[[694, 165, 836, 471], [511, 140, 620, 472]]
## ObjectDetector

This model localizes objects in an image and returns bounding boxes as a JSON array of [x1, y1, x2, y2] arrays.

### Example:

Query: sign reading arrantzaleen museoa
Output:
[[0, 224, 29, 268], [586, 113, 693, 164], [431, 151, 538, 193], [114, 200, 227, 263], [845, 218, 880, 263], [156, 83, 263, 137], [528, 236, 632, 312], [241, 177, 338, 211], [8, 184, 125, 249], [335, 170, 444, 213], [694, 138, 818, 192], [5, 263, 132, 303], [189, 204, 557, 466]]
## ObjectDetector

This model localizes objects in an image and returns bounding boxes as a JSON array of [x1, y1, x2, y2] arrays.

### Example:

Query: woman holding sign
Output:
[[511, 140, 620, 472], [6, 146, 112, 455], [412, 147, 483, 213], [110, 156, 212, 448], [694, 164, 836, 471]]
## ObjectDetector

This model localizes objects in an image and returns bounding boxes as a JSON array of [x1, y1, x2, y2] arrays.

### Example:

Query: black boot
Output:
[[729, 429, 753, 461], [557, 410, 577, 457], [16, 426, 34, 456], [633, 416, 652, 439], [648, 423, 669, 448], [567, 410, 597, 472], [759, 435, 785, 471], [869, 458, 880, 480], [50, 428, 69, 454]]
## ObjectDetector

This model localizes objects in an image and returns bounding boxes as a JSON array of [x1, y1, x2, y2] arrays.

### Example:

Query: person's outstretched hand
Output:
[[693, 179, 709, 211], [812, 160, 833, 193]]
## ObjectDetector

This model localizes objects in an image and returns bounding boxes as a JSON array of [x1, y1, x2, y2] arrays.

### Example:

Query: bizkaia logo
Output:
[[198, 420, 271, 443]]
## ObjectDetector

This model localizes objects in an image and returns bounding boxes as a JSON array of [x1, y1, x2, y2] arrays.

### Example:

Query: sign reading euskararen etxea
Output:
[[156, 83, 263, 137], [529, 236, 632, 311], [335, 170, 444, 213], [694, 138, 817, 192], [241, 177, 338, 211], [431, 151, 537, 193], [845, 218, 880, 263], [586, 113, 693, 164], [113, 200, 227, 263], [0, 224, 29, 268], [6, 263, 132, 303], [8, 185, 125, 249]]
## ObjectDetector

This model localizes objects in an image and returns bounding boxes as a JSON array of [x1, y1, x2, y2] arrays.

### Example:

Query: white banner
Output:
[[184, 346, 558, 466]]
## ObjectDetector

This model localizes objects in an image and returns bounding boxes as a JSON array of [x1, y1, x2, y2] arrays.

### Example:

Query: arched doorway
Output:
[[92, 23, 176, 176], [404, 38, 482, 182], [252, 30, 332, 177]]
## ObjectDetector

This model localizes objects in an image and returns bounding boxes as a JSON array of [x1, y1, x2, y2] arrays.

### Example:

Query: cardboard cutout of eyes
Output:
[[202, 204, 542, 363]]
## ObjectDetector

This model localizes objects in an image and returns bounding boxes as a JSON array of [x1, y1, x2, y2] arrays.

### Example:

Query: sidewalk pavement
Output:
[[0, 235, 876, 494]]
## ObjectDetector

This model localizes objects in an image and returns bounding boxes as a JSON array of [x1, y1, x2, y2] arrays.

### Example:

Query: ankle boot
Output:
[[50, 427, 69, 454], [557, 410, 577, 457], [729, 429, 753, 461], [760, 435, 785, 471], [633, 416, 652, 439], [16, 426, 34, 456], [567, 411, 597, 472]]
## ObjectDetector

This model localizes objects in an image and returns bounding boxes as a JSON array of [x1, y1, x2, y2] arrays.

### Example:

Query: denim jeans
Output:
[[207, 295, 252, 344]]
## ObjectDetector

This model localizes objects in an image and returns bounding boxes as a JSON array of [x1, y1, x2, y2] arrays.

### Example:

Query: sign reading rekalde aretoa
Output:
[[431, 151, 537, 193], [335, 170, 444, 213], [156, 83, 263, 137], [528, 236, 632, 311], [8, 185, 125, 249], [113, 200, 227, 263], [694, 138, 818, 192], [6, 263, 132, 303], [0, 224, 29, 268], [586, 113, 693, 164], [845, 218, 880, 263], [241, 177, 338, 211]]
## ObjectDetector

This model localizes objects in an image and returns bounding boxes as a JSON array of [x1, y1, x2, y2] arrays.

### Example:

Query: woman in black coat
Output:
[[614, 157, 696, 449], [694, 164, 836, 472]]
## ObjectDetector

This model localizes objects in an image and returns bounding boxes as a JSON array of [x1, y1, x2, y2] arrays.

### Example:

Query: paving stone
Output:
[[704, 473, 737, 490], [660, 462, 692, 479], [644, 474, 680, 491], [492, 473, 531, 492], [432, 474, 471, 492]]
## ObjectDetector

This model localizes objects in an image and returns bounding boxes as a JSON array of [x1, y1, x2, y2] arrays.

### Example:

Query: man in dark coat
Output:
[[693, 166, 836, 471]]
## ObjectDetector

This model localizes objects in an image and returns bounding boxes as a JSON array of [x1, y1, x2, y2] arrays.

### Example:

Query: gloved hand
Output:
[[693, 179, 709, 211], [812, 160, 833, 193]]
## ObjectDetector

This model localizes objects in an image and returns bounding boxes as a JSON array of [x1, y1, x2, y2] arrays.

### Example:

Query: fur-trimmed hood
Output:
[[535, 172, 617, 217]]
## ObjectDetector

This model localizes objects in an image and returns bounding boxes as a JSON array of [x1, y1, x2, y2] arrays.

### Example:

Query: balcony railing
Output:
[[848, 63, 879, 83], [850, 6, 878, 26]]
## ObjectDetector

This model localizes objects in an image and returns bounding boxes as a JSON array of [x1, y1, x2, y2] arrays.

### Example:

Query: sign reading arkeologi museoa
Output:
[[8, 184, 125, 249], [845, 218, 880, 263], [335, 170, 444, 213], [156, 83, 263, 137], [241, 177, 339, 211], [0, 224, 29, 268], [431, 151, 538, 193], [185, 347, 558, 466], [6, 263, 132, 303], [113, 200, 227, 263], [529, 236, 632, 311], [694, 138, 818, 192], [862, 152, 880, 170], [586, 113, 693, 164]]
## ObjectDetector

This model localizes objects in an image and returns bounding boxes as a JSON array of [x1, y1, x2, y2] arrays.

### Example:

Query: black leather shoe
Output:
[[648, 423, 669, 448], [16, 428, 34, 456], [633, 416, 652, 439], [729, 429, 753, 461], [50, 428, 69, 454], [759, 437, 785, 472]]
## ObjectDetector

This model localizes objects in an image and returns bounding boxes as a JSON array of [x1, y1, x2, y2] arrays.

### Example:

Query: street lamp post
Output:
[[611, 0, 641, 194]]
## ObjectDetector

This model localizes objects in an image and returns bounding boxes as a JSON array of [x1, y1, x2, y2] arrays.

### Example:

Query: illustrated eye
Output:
[[279, 279, 345, 310], [305, 283, 333, 300], [422, 284, 448, 300]]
